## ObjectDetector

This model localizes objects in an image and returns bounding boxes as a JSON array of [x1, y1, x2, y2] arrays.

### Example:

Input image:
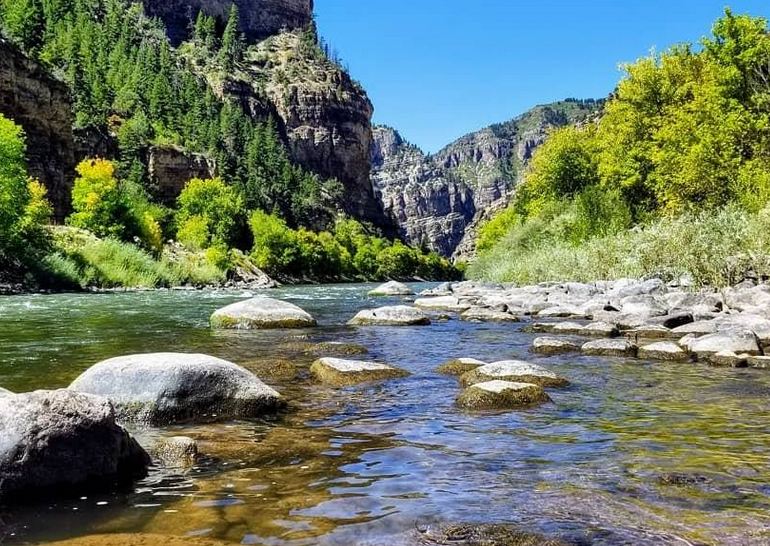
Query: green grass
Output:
[[468, 205, 770, 287], [39, 227, 226, 289]]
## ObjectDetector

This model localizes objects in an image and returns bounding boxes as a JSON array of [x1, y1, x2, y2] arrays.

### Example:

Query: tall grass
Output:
[[468, 205, 770, 287], [40, 227, 226, 289]]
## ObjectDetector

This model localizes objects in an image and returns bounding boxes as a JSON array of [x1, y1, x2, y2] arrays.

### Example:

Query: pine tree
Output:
[[218, 4, 242, 71]]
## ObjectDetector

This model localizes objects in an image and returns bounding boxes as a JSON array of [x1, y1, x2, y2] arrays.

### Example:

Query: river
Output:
[[2, 284, 770, 545]]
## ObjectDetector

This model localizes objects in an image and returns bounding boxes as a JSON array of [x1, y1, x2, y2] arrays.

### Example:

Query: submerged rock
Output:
[[460, 360, 569, 388], [436, 358, 487, 376], [210, 296, 317, 329], [581, 339, 638, 357], [309, 341, 370, 357], [532, 337, 580, 355], [368, 280, 415, 296], [240, 357, 298, 380], [0, 389, 149, 500], [152, 436, 199, 468], [310, 357, 409, 386], [43, 534, 230, 546], [637, 341, 691, 362], [348, 305, 431, 326], [456, 381, 551, 410], [70, 353, 285, 425], [414, 522, 571, 546]]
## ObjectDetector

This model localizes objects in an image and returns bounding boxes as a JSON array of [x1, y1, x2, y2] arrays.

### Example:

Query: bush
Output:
[[249, 210, 301, 272], [176, 177, 246, 249], [0, 114, 34, 253], [68, 159, 128, 238], [469, 205, 770, 287]]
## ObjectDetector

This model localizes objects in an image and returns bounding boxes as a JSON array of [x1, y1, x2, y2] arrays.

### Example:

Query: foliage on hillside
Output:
[[0, 0, 340, 228], [472, 10, 770, 287]]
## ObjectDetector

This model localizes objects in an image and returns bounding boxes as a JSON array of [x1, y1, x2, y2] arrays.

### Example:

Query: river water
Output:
[[2, 284, 770, 545]]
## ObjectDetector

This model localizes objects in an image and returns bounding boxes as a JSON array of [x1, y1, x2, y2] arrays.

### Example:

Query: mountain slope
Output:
[[371, 99, 603, 258]]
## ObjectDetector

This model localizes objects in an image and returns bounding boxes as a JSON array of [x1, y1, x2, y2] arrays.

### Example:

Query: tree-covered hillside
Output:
[[470, 10, 770, 287], [0, 0, 459, 288]]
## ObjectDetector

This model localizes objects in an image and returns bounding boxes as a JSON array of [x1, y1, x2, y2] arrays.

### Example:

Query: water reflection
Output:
[[1, 285, 770, 544]]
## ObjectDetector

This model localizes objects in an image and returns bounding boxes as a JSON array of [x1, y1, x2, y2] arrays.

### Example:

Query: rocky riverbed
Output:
[[3, 280, 770, 545]]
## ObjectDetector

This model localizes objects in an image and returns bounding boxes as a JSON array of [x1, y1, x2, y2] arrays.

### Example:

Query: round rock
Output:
[[0, 387, 13, 397], [348, 305, 431, 326], [310, 357, 409, 386], [210, 297, 317, 329], [368, 281, 414, 296], [69, 353, 285, 425], [460, 360, 569, 388], [0, 389, 149, 501], [152, 436, 199, 468], [436, 358, 487, 376], [456, 381, 551, 410]]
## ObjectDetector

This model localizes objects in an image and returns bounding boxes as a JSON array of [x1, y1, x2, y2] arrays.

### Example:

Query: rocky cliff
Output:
[[142, 0, 313, 45], [218, 31, 389, 227], [0, 39, 75, 221], [371, 100, 603, 258]]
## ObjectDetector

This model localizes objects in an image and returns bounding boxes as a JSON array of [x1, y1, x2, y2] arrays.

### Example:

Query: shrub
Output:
[[249, 210, 300, 272], [68, 159, 128, 238], [176, 177, 246, 249], [0, 114, 33, 253]]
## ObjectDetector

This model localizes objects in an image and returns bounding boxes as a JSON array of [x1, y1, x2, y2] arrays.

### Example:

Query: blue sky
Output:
[[315, 0, 769, 153]]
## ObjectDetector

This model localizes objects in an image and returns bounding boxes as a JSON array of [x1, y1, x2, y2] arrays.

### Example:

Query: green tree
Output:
[[0, 115, 33, 252], [176, 177, 245, 249], [218, 4, 243, 71]]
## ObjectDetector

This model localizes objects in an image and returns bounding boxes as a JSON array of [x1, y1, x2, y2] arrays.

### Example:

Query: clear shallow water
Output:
[[2, 285, 770, 544]]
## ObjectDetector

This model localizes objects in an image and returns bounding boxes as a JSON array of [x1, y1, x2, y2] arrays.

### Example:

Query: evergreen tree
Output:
[[218, 4, 242, 71]]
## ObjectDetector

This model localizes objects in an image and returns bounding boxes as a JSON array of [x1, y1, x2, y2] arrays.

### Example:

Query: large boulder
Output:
[[310, 357, 409, 386], [686, 330, 761, 359], [210, 297, 317, 329], [348, 305, 431, 326], [0, 387, 13, 397], [460, 360, 569, 388], [456, 381, 551, 410], [0, 389, 149, 500], [69, 353, 285, 425], [368, 281, 414, 296]]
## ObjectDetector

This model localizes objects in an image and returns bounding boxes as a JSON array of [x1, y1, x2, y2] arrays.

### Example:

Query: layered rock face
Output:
[[0, 39, 75, 221], [148, 145, 217, 205], [142, 0, 313, 45], [235, 32, 389, 227], [372, 100, 602, 258]]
